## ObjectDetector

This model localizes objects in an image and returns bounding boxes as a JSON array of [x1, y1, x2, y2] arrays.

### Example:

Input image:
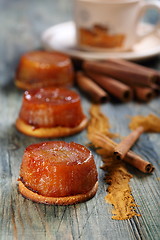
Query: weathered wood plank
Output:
[[0, 0, 160, 239]]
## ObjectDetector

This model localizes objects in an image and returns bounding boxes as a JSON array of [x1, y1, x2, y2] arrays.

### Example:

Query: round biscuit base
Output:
[[15, 117, 88, 138], [18, 181, 98, 205]]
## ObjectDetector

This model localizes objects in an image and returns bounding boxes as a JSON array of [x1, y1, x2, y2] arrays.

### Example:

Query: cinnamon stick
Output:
[[76, 71, 109, 103], [151, 84, 160, 96], [83, 60, 157, 87], [124, 150, 154, 173], [106, 58, 160, 83], [114, 126, 144, 160], [134, 86, 155, 102], [155, 74, 160, 85], [86, 71, 133, 102], [105, 59, 160, 88], [92, 132, 154, 173]]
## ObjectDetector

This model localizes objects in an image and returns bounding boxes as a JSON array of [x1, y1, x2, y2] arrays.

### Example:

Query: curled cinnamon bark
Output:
[[151, 84, 160, 96], [76, 71, 108, 103], [85, 71, 133, 102], [134, 86, 155, 102], [124, 151, 154, 173], [91, 132, 154, 173], [83, 60, 157, 87], [114, 126, 144, 160], [106, 58, 160, 84], [155, 74, 160, 85]]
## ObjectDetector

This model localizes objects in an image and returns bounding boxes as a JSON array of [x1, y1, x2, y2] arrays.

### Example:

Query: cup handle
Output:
[[135, 0, 160, 41]]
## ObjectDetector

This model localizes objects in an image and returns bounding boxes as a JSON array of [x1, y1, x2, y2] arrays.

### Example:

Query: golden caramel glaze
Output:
[[15, 51, 74, 89], [17, 87, 86, 128], [19, 141, 98, 200]]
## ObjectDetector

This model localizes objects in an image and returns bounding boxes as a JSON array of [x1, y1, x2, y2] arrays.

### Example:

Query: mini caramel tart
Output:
[[18, 141, 98, 205], [15, 51, 74, 90], [16, 87, 87, 138]]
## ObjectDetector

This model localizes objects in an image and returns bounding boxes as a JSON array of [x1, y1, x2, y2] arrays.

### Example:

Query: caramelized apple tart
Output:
[[16, 87, 88, 138], [18, 141, 98, 205], [15, 51, 74, 89]]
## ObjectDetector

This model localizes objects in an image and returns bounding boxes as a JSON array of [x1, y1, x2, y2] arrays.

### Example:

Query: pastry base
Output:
[[18, 180, 98, 205], [15, 117, 88, 138]]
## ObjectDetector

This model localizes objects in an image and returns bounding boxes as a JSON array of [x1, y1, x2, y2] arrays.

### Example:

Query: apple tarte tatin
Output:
[[16, 87, 87, 138], [15, 51, 74, 89], [18, 141, 98, 205]]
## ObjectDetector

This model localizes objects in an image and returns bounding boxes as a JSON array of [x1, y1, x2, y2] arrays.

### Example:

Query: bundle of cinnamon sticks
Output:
[[76, 59, 160, 103]]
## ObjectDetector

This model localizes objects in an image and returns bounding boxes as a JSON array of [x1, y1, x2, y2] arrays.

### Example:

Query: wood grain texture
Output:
[[0, 0, 160, 239]]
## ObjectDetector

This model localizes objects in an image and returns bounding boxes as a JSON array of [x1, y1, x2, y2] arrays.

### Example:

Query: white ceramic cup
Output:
[[74, 0, 160, 51]]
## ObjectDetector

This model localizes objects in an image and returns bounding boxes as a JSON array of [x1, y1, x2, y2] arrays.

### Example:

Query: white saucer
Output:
[[42, 21, 160, 61]]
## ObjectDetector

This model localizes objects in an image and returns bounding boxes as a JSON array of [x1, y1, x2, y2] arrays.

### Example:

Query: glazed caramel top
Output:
[[24, 141, 92, 166], [22, 51, 70, 68], [24, 87, 80, 105]]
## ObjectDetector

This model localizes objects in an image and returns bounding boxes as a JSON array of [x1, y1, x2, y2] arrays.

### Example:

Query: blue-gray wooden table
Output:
[[0, 0, 160, 239]]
